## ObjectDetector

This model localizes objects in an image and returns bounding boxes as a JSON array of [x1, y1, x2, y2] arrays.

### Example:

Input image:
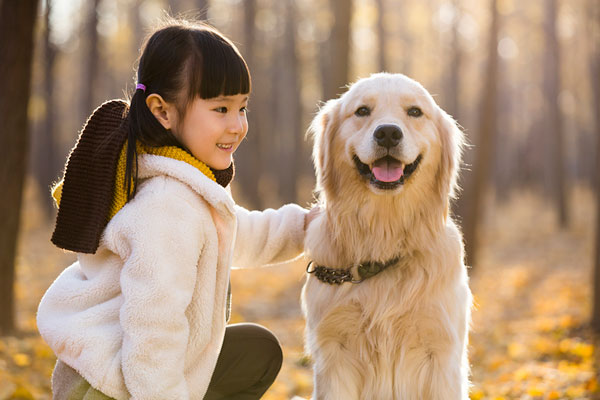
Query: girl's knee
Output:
[[261, 335, 283, 379], [226, 323, 283, 377]]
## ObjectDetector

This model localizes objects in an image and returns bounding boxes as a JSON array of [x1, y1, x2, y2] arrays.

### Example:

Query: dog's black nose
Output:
[[373, 124, 403, 148]]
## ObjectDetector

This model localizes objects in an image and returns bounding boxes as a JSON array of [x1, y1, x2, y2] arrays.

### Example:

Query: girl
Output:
[[38, 19, 311, 400]]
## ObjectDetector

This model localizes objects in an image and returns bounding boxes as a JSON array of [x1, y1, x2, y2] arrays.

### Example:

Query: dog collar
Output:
[[306, 256, 402, 285]]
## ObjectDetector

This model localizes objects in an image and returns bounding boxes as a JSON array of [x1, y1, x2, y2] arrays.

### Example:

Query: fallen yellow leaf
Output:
[[586, 377, 599, 392], [547, 390, 561, 399], [513, 367, 530, 381], [559, 338, 572, 353], [11, 385, 35, 400], [559, 315, 575, 329], [565, 385, 585, 397], [526, 386, 543, 396], [572, 342, 594, 359], [508, 342, 526, 359], [33, 342, 55, 359], [12, 353, 31, 368]]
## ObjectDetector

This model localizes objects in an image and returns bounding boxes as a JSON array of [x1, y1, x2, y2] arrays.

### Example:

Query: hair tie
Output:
[[136, 83, 146, 92]]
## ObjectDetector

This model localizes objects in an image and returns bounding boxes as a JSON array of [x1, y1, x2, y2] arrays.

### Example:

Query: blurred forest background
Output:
[[0, 0, 599, 398]]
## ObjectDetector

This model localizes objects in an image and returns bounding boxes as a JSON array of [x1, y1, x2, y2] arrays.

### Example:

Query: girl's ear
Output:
[[146, 94, 177, 131]]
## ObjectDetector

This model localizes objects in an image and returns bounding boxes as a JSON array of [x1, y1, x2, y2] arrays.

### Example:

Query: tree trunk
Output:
[[232, 0, 261, 208], [460, 0, 499, 270], [32, 0, 59, 217], [395, 0, 412, 76], [0, 0, 39, 335], [277, 0, 302, 203], [447, 0, 462, 120], [589, 0, 600, 332], [593, 57, 600, 331], [82, 0, 101, 120], [444, 0, 465, 214], [544, 0, 568, 228], [493, 61, 511, 202], [320, 0, 353, 101], [376, 0, 387, 72], [130, 0, 144, 51]]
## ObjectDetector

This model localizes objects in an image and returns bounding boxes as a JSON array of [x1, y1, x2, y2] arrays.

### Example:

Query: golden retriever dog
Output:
[[301, 73, 471, 400]]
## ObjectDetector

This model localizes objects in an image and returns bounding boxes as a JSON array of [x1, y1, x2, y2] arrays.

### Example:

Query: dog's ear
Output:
[[435, 108, 465, 213], [309, 99, 341, 201]]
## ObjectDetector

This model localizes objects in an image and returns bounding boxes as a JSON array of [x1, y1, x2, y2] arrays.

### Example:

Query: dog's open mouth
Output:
[[353, 154, 423, 190]]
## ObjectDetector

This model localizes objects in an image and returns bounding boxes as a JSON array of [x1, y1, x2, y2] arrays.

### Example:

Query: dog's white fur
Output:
[[301, 73, 471, 400]]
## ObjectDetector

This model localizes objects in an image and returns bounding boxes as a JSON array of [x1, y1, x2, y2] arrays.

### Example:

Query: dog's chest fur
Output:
[[302, 218, 470, 398]]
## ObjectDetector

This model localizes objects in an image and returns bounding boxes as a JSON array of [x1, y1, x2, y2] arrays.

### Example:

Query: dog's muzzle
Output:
[[353, 124, 422, 190], [353, 154, 423, 190]]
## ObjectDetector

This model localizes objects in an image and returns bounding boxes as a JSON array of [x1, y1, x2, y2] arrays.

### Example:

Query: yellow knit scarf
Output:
[[53, 142, 216, 220]]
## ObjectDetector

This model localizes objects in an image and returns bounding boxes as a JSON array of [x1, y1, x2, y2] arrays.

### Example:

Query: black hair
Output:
[[124, 19, 251, 199]]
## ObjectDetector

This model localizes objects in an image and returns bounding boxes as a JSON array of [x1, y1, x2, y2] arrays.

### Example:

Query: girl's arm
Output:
[[112, 182, 204, 400], [232, 203, 308, 268]]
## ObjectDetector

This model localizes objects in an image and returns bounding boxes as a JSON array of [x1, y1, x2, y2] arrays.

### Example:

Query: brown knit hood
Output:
[[52, 100, 234, 254]]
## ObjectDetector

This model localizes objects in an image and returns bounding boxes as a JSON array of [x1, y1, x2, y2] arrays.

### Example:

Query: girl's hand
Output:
[[305, 205, 322, 231]]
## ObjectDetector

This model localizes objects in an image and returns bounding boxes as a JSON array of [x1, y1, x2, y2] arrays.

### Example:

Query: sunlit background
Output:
[[0, 0, 599, 398]]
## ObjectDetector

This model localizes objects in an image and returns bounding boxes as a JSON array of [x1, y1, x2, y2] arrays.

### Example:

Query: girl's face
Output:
[[174, 94, 249, 170]]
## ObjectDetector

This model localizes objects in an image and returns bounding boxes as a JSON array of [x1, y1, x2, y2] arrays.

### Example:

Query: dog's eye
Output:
[[407, 106, 423, 118], [355, 106, 371, 117]]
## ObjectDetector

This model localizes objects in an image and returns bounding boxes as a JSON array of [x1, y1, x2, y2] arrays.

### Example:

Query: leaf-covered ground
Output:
[[1, 183, 598, 399]]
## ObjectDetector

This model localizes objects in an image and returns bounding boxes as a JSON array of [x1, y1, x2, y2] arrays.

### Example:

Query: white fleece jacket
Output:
[[37, 154, 307, 400]]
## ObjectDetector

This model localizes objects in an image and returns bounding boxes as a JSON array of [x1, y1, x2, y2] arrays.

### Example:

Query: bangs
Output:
[[188, 29, 251, 100]]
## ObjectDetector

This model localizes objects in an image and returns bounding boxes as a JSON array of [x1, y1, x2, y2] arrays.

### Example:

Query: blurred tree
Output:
[[543, 0, 568, 228], [0, 0, 40, 334], [446, 0, 463, 121], [234, 0, 261, 208], [320, 0, 353, 100], [258, 2, 282, 208], [395, 0, 413, 76], [376, 0, 387, 72], [276, 0, 302, 203], [460, 0, 500, 269], [130, 0, 145, 52], [32, 0, 60, 217], [493, 56, 512, 203], [590, 0, 600, 332], [82, 0, 102, 121]]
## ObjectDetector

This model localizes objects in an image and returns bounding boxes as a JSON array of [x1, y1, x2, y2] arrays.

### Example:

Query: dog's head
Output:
[[311, 73, 463, 212]]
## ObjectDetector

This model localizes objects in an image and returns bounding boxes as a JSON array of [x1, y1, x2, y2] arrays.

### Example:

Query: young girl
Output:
[[38, 19, 311, 400]]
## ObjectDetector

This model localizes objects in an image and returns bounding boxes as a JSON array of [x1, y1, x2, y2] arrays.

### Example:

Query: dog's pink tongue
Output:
[[372, 158, 404, 182]]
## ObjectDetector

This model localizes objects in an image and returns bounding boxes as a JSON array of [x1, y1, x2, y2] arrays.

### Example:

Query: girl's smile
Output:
[[216, 142, 235, 151]]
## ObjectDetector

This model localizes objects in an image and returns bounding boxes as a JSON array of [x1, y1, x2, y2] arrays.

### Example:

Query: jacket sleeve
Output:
[[232, 203, 307, 268], [114, 183, 204, 400]]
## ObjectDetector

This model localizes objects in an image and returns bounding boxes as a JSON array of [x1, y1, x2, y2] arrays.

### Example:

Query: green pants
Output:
[[52, 323, 283, 400]]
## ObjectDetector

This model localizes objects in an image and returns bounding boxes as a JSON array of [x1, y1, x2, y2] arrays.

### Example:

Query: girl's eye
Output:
[[407, 106, 423, 118], [355, 106, 371, 117], [214, 107, 228, 113], [240, 107, 248, 113]]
